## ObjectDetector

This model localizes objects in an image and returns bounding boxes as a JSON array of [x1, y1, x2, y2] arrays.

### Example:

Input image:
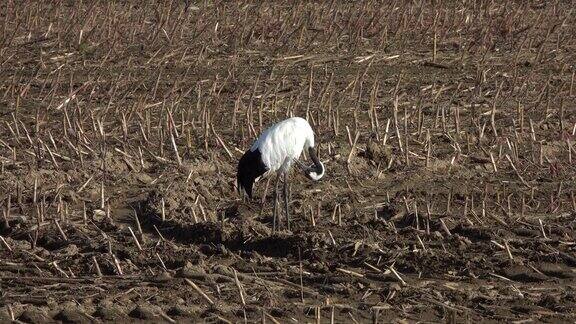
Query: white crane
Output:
[[236, 117, 325, 231]]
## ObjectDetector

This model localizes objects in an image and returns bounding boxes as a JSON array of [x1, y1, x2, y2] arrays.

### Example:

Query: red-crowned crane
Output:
[[236, 117, 325, 231]]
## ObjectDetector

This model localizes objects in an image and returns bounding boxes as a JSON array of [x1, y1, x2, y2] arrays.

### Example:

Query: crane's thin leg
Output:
[[259, 177, 272, 216], [273, 173, 281, 233], [283, 172, 290, 231]]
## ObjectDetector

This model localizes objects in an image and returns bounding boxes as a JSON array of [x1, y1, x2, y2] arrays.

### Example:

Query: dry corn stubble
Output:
[[0, 1, 575, 323]]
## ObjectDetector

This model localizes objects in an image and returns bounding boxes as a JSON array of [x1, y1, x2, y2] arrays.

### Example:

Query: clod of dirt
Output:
[[540, 142, 565, 162], [511, 303, 543, 314], [269, 307, 289, 318], [54, 306, 92, 324], [167, 305, 201, 318], [0, 309, 11, 322], [211, 264, 236, 278], [145, 184, 200, 221], [365, 138, 391, 163], [176, 261, 207, 280], [0, 235, 31, 250], [182, 160, 218, 176], [1, 214, 31, 233], [62, 189, 80, 204], [227, 216, 272, 240], [373, 202, 396, 220], [365, 273, 397, 283], [560, 252, 576, 266], [192, 177, 218, 202], [390, 282, 403, 293], [511, 227, 539, 237], [56, 243, 79, 256], [18, 308, 54, 324], [153, 271, 173, 282], [94, 302, 128, 321], [452, 224, 493, 241], [91, 209, 107, 222], [129, 304, 161, 320], [134, 172, 154, 184], [538, 294, 563, 311], [537, 262, 575, 279], [503, 265, 548, 282]]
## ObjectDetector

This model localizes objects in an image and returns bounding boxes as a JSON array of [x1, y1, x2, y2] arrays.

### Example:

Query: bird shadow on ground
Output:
[[131, 197, 309, 259]]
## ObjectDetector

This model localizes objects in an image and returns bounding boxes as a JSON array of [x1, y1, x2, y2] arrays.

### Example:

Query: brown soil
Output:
[[1, 1, 576, 323]]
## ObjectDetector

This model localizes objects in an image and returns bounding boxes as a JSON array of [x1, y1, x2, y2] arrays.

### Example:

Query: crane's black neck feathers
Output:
[[237, 148, 268, 199], [308, 147, 323, 173]]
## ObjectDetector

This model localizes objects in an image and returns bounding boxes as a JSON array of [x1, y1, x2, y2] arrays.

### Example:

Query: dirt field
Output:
[[1, 1, 575, 323]]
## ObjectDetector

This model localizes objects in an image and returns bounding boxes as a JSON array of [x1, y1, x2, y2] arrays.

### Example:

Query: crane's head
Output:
[[305, 147, 325, 181], [305, 161, 324, 181]]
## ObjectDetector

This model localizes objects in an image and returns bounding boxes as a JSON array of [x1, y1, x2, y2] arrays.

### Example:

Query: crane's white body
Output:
[[237, 117, 324, 230], [251, 117, 315, 176]]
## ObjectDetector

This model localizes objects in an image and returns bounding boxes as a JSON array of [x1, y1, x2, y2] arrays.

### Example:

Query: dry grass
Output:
[[0, 1, 575, 322]]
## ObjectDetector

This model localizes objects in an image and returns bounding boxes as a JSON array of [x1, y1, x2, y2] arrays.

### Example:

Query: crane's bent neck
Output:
[[307, 147, 324, 180]]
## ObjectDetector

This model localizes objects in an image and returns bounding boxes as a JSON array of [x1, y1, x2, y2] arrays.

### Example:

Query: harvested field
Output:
[[1, 1, 576, 322]]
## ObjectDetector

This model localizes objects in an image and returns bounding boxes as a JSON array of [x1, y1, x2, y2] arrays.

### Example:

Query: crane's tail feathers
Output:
[[236, 149, 268, 199]]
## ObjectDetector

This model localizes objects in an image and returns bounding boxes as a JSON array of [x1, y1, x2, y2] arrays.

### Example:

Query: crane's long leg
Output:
[[273, 173, 281, 233], [283, 172, 290, 231], [259, 177, 272, 215]]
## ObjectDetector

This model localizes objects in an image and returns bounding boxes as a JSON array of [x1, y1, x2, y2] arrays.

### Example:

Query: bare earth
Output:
[[1, 1, 576, 323]]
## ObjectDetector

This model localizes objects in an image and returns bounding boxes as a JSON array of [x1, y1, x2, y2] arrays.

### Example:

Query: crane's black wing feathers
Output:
[[237, 148, 268, 198]]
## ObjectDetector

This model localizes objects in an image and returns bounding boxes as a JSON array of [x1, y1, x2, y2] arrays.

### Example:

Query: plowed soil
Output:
[[1, 1, 576, 323]]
